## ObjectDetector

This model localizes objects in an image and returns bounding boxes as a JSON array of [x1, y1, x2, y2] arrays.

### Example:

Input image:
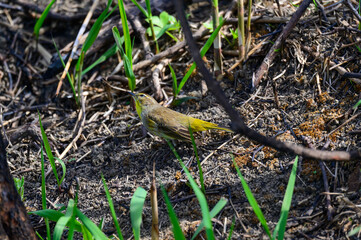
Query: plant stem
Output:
[[237, 0, 245, 60], [212, 0, 223, 79]]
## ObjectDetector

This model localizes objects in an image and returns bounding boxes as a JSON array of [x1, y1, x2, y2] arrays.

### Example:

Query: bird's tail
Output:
[[212, 125, 234, 133]]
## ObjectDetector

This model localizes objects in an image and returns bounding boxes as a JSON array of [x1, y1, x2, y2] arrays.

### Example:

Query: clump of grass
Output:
[[166, 139, 228, 239], [73, 0, 115, 98], [232, 155, 299, 239], [112, 26, 136, 91]]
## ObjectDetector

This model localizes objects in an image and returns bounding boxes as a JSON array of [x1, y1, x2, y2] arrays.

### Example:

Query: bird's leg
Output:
[[141, 125, 148, 138]]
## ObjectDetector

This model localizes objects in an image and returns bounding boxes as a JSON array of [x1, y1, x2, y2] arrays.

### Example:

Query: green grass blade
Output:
[[145, 0, 159, 52], [30, 209, 83, 232], [112, 26, 136, 91], [353, 99, 361, 109], [67, 201, 78, 239], [40, 148, 51, 240], [53, 199, 75, 240], [227, 216, 236, 240], [155, 24, 173, 40], [169, 64, 177, 97], [35, 232, 45, 240], [232, 154, 272, 238], [54, 157, 66, 186], [273, 156, 298, 240], [349, 225, 361, 236], [13, 176, 24, 201], [166, 140, 215, 240], [145, 0, 151, 17], [67, 217, 76, 240], [31, 209, 64, 221], [191, 198, 227, 240], [130, 0, 148, 17], [160, 184, 185, 239], [118, 0, 132, 66], [82, 0, 112, 53], [82, 44, 118, 76], [75, 51, 84, 101], [82, 224, 93, 240], [130, 187, 147, 240], [38, 112, 60, 186], [177, 18, 225, 94], [188, 125, 205, 194], [101, 173, 124, 240], [33, 0, 56, 39], [75, 208, 109, 240]]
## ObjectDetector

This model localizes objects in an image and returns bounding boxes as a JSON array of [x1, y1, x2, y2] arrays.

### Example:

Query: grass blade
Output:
[[118, 0, 132, 66], [273, 156, 298, 240], [40, 148, 51, 240], [130, 0, 148, 17], [112, 26, 136, 91], [166, 140, 215, 240], [349, 225, 361, 236], [53, 199, 75, 240], [354, 99, 361, 109], [160, 184, 185, 239], [188, 125, 205, 194], [54, 157, 66, 187], [232, 154, 272, 238], [101, 173, 124, 240], [33, 0, 56, 39], [82, 0, 112, 53], [191, 198, 228, 240], [31, 209, 83, 233], [227, 216, 236, 240], [82, 44, 118, 76], [76, 208, 109, 240], [38, 112, 60, 186], [169, 63, 178, 97], [13, 176, 24, 201], [177, 18, 225, 94], [130, 187, 147, 240]]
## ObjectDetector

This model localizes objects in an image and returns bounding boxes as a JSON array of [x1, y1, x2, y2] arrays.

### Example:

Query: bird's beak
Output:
[[128, 91, 136, 98]]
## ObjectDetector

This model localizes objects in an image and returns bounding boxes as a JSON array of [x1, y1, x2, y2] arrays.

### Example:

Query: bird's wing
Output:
[[148, 107, 191, 141]]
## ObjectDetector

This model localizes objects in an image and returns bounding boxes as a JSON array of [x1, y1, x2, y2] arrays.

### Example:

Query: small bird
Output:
[[129, 92, 233, 141]]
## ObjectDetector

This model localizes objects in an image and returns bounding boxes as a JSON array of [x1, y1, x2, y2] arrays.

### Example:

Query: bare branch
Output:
[[173, 0, 361, 161]]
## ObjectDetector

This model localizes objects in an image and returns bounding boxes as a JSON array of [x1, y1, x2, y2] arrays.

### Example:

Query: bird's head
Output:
[[129, 92, 158, 118]]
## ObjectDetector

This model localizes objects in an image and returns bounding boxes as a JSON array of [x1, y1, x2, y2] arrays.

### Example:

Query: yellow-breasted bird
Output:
[[130, 92, 233, 141]]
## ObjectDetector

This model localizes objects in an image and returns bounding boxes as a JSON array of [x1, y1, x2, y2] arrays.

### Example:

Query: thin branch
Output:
[[173, 0, 361, 161], [252, 0, 313, 88]]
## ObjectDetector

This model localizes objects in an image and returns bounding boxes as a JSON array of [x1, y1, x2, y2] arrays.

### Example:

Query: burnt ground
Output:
[[1, 0, 361, 239]]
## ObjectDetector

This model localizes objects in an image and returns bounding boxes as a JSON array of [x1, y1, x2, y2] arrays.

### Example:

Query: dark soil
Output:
[[1, 0, 361, 239]]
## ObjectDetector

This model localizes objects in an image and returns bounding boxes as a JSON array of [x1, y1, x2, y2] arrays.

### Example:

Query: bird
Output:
[[129, 92, 233, 142]]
